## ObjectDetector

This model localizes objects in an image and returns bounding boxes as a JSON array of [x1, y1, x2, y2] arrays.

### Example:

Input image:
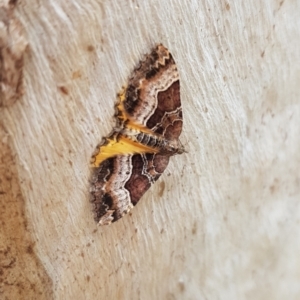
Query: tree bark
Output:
[[1, 0, 300, 299]]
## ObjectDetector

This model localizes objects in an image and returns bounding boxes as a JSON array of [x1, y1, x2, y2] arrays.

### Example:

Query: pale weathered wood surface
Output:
[[1, 0, 300, 299]]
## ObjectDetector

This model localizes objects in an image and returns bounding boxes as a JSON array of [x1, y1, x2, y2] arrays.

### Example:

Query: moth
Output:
[[90, 44, 185, 225]]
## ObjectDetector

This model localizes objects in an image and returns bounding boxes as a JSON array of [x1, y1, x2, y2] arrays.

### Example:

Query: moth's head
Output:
[[175, 139, 187, 155], [162, 139, 186, 156]]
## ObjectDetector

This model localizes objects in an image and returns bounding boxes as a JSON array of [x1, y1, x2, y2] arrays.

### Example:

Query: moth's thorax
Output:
[[120, 127, 184, 155]]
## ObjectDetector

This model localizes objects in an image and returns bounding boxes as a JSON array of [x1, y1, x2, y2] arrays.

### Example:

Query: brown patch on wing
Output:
[[146, 80, 180, 128], [164, 118, 183, 141], [125, 154, 169, 205], [124, 155, 151, 205], [146, 80, 182, 139]]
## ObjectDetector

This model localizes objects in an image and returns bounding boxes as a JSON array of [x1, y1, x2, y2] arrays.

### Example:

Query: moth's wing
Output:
[[124, 153, 170, 205], [147, 78, 183, 141], [116, 44, 182, 140], [90, 155, 133, 225], [90, 153, 169, 225]]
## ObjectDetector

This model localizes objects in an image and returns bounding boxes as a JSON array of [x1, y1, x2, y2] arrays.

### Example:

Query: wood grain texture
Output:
[[0, 0, 28, 107], [1, 0, 300, 299], [0, 126, 53, 299]]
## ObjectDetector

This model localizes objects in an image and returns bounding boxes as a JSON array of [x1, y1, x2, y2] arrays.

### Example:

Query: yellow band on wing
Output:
[[92, 135, 159, 167]]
